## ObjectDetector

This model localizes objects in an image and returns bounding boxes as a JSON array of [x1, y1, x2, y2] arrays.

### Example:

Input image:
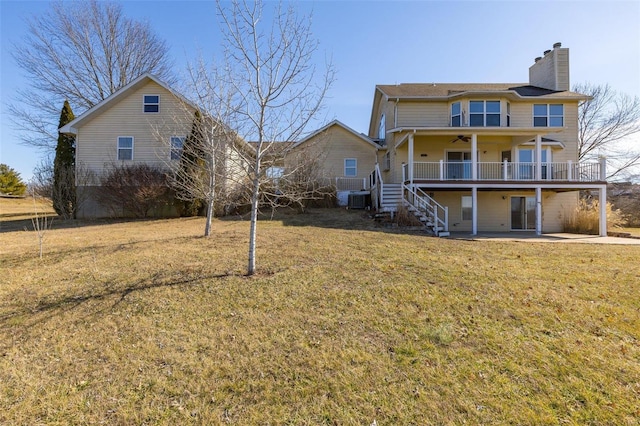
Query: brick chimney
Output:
[[528, 42, 570, 91]]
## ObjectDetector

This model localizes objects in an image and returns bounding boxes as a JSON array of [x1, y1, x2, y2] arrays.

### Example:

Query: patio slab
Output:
[[447, 232, 640, 245]]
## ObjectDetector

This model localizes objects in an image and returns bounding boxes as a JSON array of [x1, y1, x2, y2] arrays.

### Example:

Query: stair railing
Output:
[[368, 163, 384, 210], [403, 184, 448, 236]]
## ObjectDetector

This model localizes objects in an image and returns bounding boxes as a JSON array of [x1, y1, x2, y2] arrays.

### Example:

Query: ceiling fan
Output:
[[451, 135, 471, 143]]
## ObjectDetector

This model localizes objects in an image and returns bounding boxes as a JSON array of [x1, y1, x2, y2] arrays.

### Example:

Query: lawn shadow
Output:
[[0, 270, 234, 350]]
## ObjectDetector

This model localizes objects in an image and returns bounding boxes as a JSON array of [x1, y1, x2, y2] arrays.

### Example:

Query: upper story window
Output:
[[378, 114, 386, 140], [143, 95, 159, 113], [170, 136, 184, 160], [344, 158, 357, 177], [117, 136, 133, 160], [470, 100, 500, 126], [533, 104, 563, 127], [451, 102, 462, 127], [506, 102, 511, 127]]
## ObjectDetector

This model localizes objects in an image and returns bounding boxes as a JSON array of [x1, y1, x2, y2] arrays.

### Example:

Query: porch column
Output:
[[408, 134, 414, 184], [599, 185, 607, 237], [535, 187, 542, 236], [535, 134, 542, 180], [471, 133, 478, 180], [472, 186, 478, 236]]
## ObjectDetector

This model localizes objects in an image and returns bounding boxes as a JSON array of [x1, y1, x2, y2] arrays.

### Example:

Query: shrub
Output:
[[395, 203, 424, 227], [0, 163, 27, 196], [563, 199, 626, 234], [97, 164, 171, 218]]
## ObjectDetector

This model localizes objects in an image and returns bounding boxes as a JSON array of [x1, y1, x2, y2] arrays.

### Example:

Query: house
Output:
[[287, 120, 380, 205], [60, 74, 250, 218], [360, 42, 607, 236]]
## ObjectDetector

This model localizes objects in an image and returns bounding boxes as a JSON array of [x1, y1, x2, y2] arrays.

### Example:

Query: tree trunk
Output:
[[204, 198, 214, 237], [247, 157, 261, 275]]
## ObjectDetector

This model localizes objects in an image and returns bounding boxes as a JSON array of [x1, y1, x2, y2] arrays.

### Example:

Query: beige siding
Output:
[[396, 102, 449, 127], [290, 125, 378, 180], [76, 80, 194, 180]]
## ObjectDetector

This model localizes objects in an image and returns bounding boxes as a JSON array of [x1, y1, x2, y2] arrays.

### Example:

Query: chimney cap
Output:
[[553, 42, 562, 48], [544, 49, 551, 55], [535, 57, 542, 62]]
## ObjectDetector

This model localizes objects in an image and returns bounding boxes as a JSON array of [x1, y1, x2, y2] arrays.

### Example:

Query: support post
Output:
[[599, 157, 607, 181], [472, 186, 478, 236], [535, 134, 542, 181], [471, 134, 478, 180], [408, 134, 414, 186], [503, 159, 508, 181], [439, 160, 444, 180], [535, 187, 542, 236], [567, 160, 572, 181], [599, 185, 607, 237]]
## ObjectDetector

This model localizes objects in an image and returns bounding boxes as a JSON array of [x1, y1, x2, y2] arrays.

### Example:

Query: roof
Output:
[[292, 120, 380, 150], [375, 83, 588, 99], [59, 73, 196, 134]]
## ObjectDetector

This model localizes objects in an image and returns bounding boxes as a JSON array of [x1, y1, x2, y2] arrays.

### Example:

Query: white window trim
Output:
[[344, 158, 357, 177], [117, 136, 134, 161], [533, 103, 564, 127], [143, 94, 160, 113], [170, 136, 185, 160]]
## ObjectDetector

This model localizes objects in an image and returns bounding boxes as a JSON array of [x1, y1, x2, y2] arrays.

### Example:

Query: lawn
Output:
[[1, 200, 639, 425]]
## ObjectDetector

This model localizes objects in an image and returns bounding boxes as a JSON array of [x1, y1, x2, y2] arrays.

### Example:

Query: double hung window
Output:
[[344, 158, 357, 177], [143, 95, 160, 113], [170, 136, 184, 160], [451, 102, 462, 127], [117, 136, 133, 160], [470, 101, 500, 126], [533, 104, 563, 127]]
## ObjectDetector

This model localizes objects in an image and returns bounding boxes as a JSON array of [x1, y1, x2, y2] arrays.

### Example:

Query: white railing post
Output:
[[402, 162, 405, 182], [439, 160, 444, 181], [503, 159, 508, 180], [599, 157, 607, 181], [567, 160, 572, 181], [443, 206, 449, 232]]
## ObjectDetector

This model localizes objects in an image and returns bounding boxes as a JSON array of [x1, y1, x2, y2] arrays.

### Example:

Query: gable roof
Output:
[[292, 120, 380, 150], [375, 83, 588, 100], [59, 73, 196, 135]]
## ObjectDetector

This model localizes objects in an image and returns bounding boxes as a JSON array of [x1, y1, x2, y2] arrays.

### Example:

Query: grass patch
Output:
[[1, 208, 639, 424]]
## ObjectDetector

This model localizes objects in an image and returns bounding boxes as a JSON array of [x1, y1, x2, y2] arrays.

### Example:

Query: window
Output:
[[451, 102, 461, 127], [384, 151, 391, 170], [143, 95, 159, 113], [378, 114, 386, 140], [170, 136, 184, 160], [470, 100, 500, 126], [461, 196, 472, 221], [344, 158, 357, 177], [533, 104, 563, 127], [506, 102, 511, 127], [117, 136, 133, 160]]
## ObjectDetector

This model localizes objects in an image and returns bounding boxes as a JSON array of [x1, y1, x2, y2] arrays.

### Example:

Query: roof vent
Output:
[[535, 57, 542, 62], [553, 42, 562, 48], [544, 49, 551, 55]]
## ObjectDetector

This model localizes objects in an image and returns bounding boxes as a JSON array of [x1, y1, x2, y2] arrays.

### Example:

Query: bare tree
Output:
[[575, 82, 640, 180], [9, 0, 174, 150], [216, 0, 335, 275]]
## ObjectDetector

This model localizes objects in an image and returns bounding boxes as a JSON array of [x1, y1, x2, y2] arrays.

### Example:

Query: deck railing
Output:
[[334, 177, 368, 191], [410, 160, 605, 182]]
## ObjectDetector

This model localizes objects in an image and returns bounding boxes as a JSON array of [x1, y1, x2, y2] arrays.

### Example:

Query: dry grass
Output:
[[563, 199, 626, 234], [1, 200, 640, 425]]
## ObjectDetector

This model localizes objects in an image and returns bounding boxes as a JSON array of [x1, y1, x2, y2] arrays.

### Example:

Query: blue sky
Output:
[[1, 0, 639, 182]]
